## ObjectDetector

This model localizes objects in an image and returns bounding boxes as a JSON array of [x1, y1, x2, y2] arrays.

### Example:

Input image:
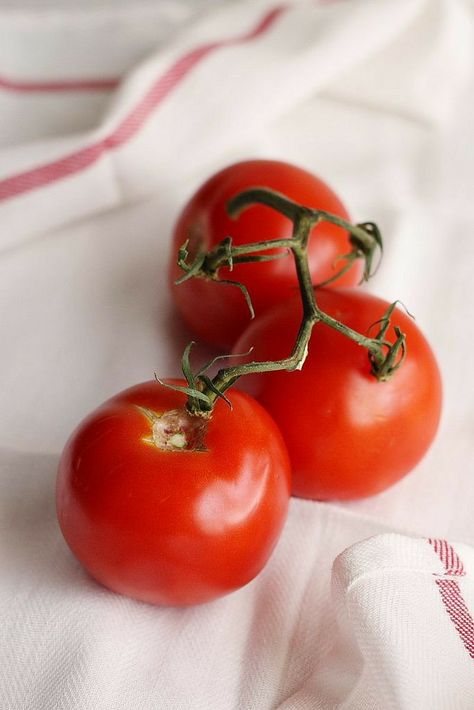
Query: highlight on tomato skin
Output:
[[56, 381, 291, 607], [169, 159, 363, 349], [232, 288, 443, 501]]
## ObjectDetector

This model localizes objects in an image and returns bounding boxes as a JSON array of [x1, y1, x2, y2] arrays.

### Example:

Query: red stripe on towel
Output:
[[428, 538, 473, 660], [0, 75, 120, 93], [0, 4, 286, 202]]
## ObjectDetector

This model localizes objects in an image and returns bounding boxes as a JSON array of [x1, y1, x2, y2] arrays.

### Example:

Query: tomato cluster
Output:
[[57, 159, 442, 607]]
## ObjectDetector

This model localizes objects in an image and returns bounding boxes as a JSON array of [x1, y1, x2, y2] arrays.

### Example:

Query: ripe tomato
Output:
[[170, 160, 362, 348], [56, 381, 291, 606], [233, 288, 442, 500]]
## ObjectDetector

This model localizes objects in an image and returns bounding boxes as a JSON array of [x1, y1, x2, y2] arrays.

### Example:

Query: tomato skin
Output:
[[170, 160, 362, 348], [233, 289, 442, 501], [56, 381, 291, 606]]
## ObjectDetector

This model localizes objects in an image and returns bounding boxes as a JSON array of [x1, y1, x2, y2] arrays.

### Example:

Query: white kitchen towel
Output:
[[330, 535, 474, 710], [1, 0, 472, 249], [2, 451, 474, 709], [1, 0, 474, 708]]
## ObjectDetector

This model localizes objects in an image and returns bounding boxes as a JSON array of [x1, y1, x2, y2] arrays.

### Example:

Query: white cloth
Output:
[[1, 0, 474, 707]]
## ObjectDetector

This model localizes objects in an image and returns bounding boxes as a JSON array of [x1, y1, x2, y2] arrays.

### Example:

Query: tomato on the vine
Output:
[[56, 381, 291, 606], [233, 288, 442, 501], [170, 160, 362, 348]]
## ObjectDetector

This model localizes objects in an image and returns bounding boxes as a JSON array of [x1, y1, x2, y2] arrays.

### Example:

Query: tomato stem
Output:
[[174, 187, 404, 415]]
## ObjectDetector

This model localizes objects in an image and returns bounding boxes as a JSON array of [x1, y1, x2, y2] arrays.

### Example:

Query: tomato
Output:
[[56, 381, 291, 606], [170, 160, 362, 348], [233, 288, 442, 500]]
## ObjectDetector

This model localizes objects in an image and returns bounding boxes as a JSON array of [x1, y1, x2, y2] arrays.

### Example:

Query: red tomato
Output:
[[56, 381, 290, 606], [233, 288, 442, 500], [170, 160, 362, 348]]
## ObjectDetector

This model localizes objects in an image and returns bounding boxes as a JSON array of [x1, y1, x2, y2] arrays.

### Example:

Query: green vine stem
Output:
[[171, 187, 405, 417]]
